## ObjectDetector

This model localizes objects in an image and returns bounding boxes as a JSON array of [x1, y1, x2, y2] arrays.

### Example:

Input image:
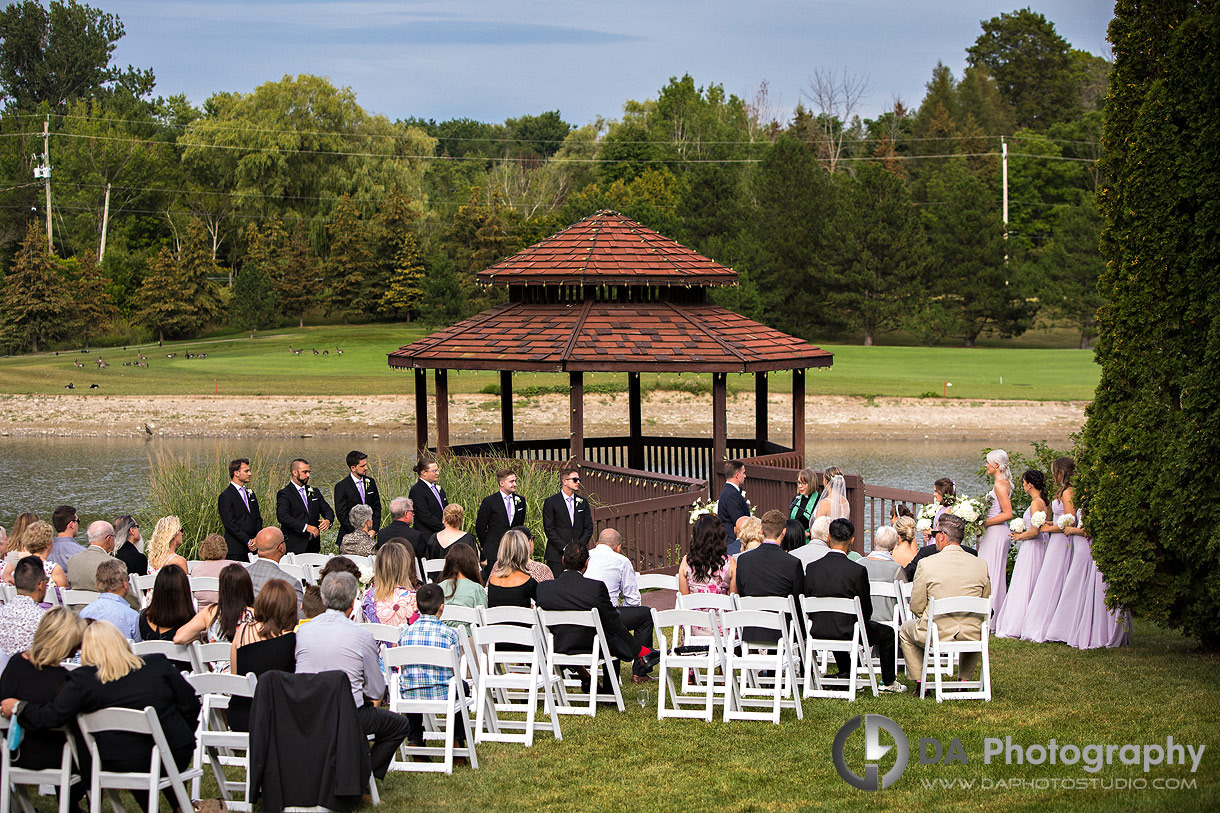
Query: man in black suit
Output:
[[541, 463, 593, 577], [735, 510, 805, 643], [716, 460, 750, 555], [334, 450, 382, 538], [536, 542, 660, 686], [218, 457, 263, 560], [276, 458, 335, 555], [475, 468, 526, 576], [376, 497, 426, 561], [803, 518, 905, 693], [409, 457, 447, 536]]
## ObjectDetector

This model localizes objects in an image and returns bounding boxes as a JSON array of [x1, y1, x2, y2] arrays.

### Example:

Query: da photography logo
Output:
[[833, 715, 909, 790]]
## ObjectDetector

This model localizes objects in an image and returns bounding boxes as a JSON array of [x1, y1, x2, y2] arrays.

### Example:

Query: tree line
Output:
[[0, 2, 1109, 352]]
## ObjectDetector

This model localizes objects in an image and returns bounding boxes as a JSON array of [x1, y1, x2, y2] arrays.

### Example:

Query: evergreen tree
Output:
[[0, 222, 70, 352], [133, 220, 223, 342], [70, 250, 115, 350], [372, 188, 420, 310], [278, 222, 315, 327], [378, 231, 425, 321], [420, 252, 467, 328], [1029, 199, 1104, 348], [229, 263, 279, 338], [325, 194, 373, 324], [132, 247, 184, 344]]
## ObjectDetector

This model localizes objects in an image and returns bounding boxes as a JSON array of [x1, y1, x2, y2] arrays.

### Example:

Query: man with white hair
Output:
[[376, 496, 425, 560], [67, 520, 139, 609], [860, 525, 908, 624], [792, 515, 832, 567]]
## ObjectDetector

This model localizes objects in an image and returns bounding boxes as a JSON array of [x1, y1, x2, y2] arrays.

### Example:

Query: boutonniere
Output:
[[308, 488, 317, 498], [575, 497, 584, 506]]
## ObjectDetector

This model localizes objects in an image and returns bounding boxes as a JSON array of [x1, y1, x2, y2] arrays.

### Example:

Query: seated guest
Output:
[[188, 533, 231, 607], [804, 518, 906, 693], [512, 526, 555, 584], [486, 530, 538, 609], [891, 516, 920, 570], [81, 559, 142, 641], [361, 541, 419, 626], [903, 523, 978, 582], [792, 515, 833, 568], [1, 511, 40, 583], [139, 566, 195, 643], [376, 497, 425, 560], [584, 528, 641, 607], [174, 563, 255, 646], [246, 527, 305, 611], [397, 583, 466, 752], [425, 504, 479, 563], [735, 510, 805, 643], [0, 557, 48, 656], [47, 505, 85, 570], [18, 522, 68, 590], [899, 513, 991, 692], [340, 504, 377, 558], [860, 525, 908, 624], [438, 544, 486, 632], [736, 520, 765, 556], [229, 579, 299, 731], [0, 608, 87, 809], [537, 542, 659, 686], [66, 520, 124, 599], [2, 620, 201, 812], [299, 585, 325, 625], [320, 556, 363, 583], [781, 519, 806, 553], [113, 514, 148, 577], [678, 514, 737, 598], [146, 515, 189, 575], [295, 572, 411, 782]]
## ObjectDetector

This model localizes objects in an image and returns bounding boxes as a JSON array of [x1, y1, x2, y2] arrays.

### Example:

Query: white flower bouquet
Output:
[[949, 494, 986, 542], [1056, 513, 1076, 531], [689, 498, 718, 525], [356, 561, 374, 586], [1031, 511, 1047, 530], [916, 517, 933, 532], [1009, 517, 1026, 534]]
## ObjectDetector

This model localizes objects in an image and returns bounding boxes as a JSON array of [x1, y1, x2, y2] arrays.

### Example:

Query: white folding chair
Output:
[[537, 608, 625, 716], [129, 573, 157, 609], [720, 610, 803, 723], [440, 605, 482, 630], [637, 574, 678, 592], [920, 596, 992, 702], [186, 672, 258, 811], [674, 593, 735, 693], [358, 623, 402, 646], [733, 595, 805, 684], [130, 640, 195, 672], [896, 580, 914, 623], [0, 717, 78, 813], [384, 645, 479, 773], [423, 558, 446, 582], [471, 623, 562, 747], [190, 641, 234, 674], [276, 562, 309, 584], [76, 706, 203, 813], [57, 589, 100, 611], [290, 553, 333, 569], [868, 580, 904, 674], [188, 576, 219, 596], [652, 608, 725, 721], [0, 583, 17, 603], [799, 595, 878, 700]]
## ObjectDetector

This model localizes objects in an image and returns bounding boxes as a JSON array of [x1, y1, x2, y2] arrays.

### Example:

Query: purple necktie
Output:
[[300, 486, 309, 510], [357, 479, 366, 504], [240, 487, 249, 511]]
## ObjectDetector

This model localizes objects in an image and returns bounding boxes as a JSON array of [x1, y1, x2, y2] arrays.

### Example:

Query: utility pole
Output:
[[1001, 136, 1009, 265], [99, 183, 111, 261], [42, 115, 52, 250]]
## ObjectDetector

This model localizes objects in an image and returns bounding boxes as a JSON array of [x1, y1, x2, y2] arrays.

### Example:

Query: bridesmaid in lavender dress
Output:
[[1044, 500, 1097, 643], [995, 470, 1051, 638], [977, 450, 1015, 616], [1020, 457, 1077, 643], [1065, 510, 1132, 649]]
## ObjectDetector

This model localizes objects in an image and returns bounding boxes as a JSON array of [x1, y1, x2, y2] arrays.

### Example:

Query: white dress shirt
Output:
[[584, 544, 640, 607]]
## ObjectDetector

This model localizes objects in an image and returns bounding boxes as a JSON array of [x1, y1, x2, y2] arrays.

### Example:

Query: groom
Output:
[[716, 460, 749, 555]]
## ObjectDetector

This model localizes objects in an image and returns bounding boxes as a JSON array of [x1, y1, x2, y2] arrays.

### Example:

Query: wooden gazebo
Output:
[[389, 210, 833, 483]]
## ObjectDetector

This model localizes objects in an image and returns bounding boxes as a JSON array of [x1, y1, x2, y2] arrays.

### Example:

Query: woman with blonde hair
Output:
[[486, 529, 537, 609], [737, 517, 765, 554], [891, 515, 920, 569], [361, 540, 420, 626], [9, 521, 67, 589], [1, 620, 201, 812], [2, 512, 39, 579], [978, 449, 1015, 615], [426, 503, 479, 560], [146, 515, 189, 574]]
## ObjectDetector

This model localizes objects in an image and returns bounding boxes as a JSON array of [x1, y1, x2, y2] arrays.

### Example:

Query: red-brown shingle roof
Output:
[[387, 302, 833, 373], [476, 210, 739, 287]]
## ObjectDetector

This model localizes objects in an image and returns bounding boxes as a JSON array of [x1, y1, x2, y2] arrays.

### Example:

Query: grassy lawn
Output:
[[0, 324, 1099, 401]]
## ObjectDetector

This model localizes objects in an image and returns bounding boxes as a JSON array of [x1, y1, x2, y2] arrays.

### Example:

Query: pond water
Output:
[[0, 432, 1054, 537]]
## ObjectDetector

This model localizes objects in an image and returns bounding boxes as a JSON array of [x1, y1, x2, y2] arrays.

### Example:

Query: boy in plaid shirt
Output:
[[397, 583, 464, 750]]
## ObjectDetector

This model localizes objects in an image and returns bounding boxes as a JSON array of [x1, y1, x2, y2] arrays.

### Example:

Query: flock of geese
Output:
[[64, 345, 345, 390], [288, 346, 344, 356]]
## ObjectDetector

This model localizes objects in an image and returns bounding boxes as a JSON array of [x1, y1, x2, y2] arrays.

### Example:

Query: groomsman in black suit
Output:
[[542, 463, 593, 577], [334, 450, 382, 538], [716, 460, 750, 555], [475, 468, 525, 576], [409, 457, 447, 536], [735, 510, 805, 643], [218, 458, 263, 560], [276, 458, 335, 555]]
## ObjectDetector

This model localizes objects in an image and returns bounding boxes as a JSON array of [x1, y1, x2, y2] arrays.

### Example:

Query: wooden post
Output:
[[435, 369, 450, 455], [414, 368, 428, 454], [712, 372, 727, 497], [500, 370, 514, 450], [755, 372, 769, 453], [628, 371, 643, 470], [792, 368, 806, 461], [569, 371, 584, 461]]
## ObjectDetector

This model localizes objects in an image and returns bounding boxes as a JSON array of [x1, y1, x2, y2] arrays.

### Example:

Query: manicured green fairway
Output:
[[0, 324, 1100, 401]]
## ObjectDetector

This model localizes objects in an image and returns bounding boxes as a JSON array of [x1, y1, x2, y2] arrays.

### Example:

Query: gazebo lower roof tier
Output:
[[388, 301, 833, 373], [476, 210, 739, 287]]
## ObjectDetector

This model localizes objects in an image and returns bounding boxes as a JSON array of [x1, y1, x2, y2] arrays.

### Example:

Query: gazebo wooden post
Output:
[[414, 367, 428, 454], [792, 368, 806, 461], [712, 372, 727, 496], [628, 372, 644, 470], [500, 370, 514, 451], [755, 372, 769, 454], [569, 371, 584, 461], [435, 369, 450, 455]]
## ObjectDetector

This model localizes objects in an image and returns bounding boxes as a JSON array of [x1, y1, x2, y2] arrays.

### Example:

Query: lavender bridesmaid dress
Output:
[[976, 488, 1011, 617], [1020, 499, 1073, 643], [994, 506, 1047, 638], [1066, 518, 1132, 649], [1043, 508, 1096, 643]]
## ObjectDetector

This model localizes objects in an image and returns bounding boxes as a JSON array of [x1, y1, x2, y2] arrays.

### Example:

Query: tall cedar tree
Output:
[[325, 194, 372, 324], [133, 220, 223, 342], [229, 262, 279, 338], [278, 222, 315, 327], [0, 222, 70, 352], [378, 232, 425, 321], [71, 250, 115, 350], [1078, 0, 1220, 647], [373, 188, 419, 305]]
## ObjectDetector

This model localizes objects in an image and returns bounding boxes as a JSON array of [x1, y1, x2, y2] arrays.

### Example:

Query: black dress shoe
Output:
[[640, 649, 662, 671]]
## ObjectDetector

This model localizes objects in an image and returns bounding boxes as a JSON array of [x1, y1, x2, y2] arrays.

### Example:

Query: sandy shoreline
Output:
[[0, 393, 1086, 441]]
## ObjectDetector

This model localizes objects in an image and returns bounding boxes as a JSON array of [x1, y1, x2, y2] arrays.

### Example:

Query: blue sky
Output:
[[105, 0, 1116, 126]]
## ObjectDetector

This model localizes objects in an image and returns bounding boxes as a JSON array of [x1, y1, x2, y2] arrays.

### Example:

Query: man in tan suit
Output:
[[899, 513, 991, 687], [67, 520, 139, 610]]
